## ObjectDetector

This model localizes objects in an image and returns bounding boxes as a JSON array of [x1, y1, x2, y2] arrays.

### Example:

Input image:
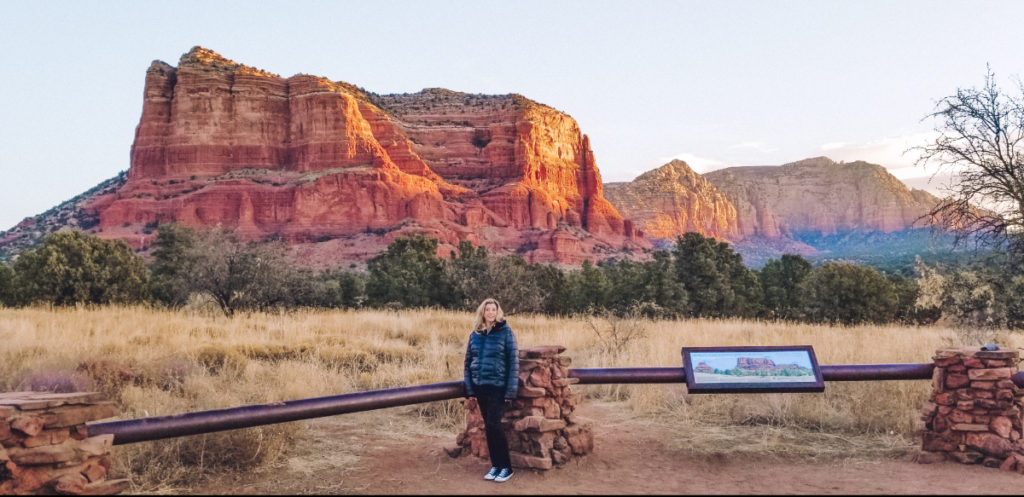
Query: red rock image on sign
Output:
[[81, 46, 649, 266]]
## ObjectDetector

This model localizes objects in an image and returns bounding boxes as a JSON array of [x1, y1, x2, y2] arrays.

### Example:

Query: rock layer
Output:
[[604, 159, 739, 241], [85, 47, 648, 266], [704, 157, 940, 239]]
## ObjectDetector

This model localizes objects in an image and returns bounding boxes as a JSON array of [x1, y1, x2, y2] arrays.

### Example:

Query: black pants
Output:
[[474, 385, 511, 469]]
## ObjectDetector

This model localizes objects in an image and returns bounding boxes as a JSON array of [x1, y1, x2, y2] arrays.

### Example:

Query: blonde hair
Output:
[[472, 298, 505, 331]]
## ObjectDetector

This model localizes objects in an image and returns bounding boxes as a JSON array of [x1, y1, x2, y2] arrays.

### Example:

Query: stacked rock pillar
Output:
[[920, 347, 1024, 469], [449, 345, 594, 469], [1, 392, 128, 495]]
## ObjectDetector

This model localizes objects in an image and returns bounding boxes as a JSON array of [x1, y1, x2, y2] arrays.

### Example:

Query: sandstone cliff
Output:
[[604, 159, 740, 241], [704, 157, 941, 239], [80, 47, 648, 266]]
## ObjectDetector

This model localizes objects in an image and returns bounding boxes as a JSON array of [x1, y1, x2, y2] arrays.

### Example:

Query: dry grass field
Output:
[[1, 305, 1020, 493]]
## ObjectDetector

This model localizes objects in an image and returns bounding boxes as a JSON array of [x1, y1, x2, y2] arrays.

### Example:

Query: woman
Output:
[[463, 298, 519, 483]]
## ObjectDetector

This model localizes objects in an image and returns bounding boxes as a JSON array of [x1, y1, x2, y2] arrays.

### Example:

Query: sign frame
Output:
[[681, 345, 825, 394]]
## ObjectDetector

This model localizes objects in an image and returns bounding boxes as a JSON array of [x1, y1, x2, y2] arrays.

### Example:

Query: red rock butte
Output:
[[88, 46, 648, 266]]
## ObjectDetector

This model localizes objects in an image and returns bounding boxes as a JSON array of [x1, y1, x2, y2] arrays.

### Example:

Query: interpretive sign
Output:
[[681, 345, 825, 394]]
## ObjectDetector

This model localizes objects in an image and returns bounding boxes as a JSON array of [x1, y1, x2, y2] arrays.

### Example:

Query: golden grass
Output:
[[1, 305, 1020, 491]]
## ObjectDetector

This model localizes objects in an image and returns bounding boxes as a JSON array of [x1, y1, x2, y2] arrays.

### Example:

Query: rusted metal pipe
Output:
[[88, 380, 465, 445], [89, 363, 1016, 446], [568, 364, 937, 384]]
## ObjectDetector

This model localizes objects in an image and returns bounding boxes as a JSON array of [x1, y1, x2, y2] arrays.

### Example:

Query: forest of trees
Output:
[[1, 227, 1021, 329]]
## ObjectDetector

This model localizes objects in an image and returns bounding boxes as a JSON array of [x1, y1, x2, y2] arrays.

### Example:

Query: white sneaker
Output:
[[483, 467, 499, 480], [493, 467, 514, 483]]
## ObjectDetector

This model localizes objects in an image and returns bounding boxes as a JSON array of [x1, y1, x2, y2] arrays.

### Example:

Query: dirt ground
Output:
[[190, 401, 1024, 495]]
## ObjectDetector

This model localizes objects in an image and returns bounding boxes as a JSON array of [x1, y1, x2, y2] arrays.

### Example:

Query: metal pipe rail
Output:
[[565, 363, 938, 384], [86, 363, 1023, 445]]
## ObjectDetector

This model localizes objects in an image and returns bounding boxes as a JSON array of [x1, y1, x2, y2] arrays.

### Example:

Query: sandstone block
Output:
[[8, 441, 77, 465], [543, 402, 561, 420], [975, 350, 1018, 360], [968, 368, 1013, 381], [0, 392, 107, 411], [963, 356, 985, 368], [518, 385, 546, 398], [518, 359, 543, 372], [567, 429, 594, 455], [956, 400, 974, 411], [999, 453, 1018, 471], [948, 450, 984, 464], [932, 368, 947, 393], [948, 365, 966, 373], [997, 379, 1017, 390], [510, 451, 553, 470], [971, 381, 996, 390], [11, 416, 45, 437], [952, 423, 990, 432], [984, 359, 1011, 367], [946, 373, 970, 389], [934, 392, 955, 405], [53, 473, 88, 495], [529, 367, 552, 389], [997, 389, 1015, 402], [551, 447, 570, 465], [80, 478, 130, 495], [966, 432, 1013, 457], [522, 346, 566, 359], [991, 416, 1013, 438], [949, 410, 972, 424], [973, 390, 994, 400], [982, 456, 1003, 468]]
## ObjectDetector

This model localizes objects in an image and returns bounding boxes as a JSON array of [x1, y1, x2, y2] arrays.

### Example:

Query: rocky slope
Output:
[[604, 159, 739, 241], [24, 47, 648, 266], [704, 157, 941, 239]]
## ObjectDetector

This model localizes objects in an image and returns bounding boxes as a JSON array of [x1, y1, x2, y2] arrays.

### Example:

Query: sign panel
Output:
[[681, 345, 825, 394]]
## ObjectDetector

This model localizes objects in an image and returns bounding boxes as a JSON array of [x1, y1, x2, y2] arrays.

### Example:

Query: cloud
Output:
[[657, 152, 730, 174], [817, 132, 938, 172], [730, 141, 778, 153]]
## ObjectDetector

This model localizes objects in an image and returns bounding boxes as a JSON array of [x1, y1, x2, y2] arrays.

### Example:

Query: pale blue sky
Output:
[[690, 351, 813, 370], [2, 1, 1022, 230]]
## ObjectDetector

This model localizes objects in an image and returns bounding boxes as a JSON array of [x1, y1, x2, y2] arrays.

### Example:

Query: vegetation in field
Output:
[[2, 306, 1016, 491], [2, 226, 1021, 329]]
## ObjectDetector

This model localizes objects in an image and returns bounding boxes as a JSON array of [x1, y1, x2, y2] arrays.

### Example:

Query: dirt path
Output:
[[191, 401, 1024, 495]]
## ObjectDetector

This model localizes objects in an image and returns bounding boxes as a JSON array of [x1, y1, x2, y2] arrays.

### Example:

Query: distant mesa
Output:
[[693, 357, 812, 376], [605, 156, 946, 266]]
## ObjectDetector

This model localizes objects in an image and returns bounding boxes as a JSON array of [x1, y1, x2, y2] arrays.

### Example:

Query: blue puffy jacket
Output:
[[463, 320, 519, 399]]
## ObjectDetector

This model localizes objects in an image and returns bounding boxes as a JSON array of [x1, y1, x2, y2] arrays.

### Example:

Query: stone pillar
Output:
[[0, 392, 128, 495], [448, 345, 594, 470], [920, 347, 1024, 470]]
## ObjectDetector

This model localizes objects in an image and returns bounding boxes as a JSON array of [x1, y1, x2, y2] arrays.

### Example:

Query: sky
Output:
[[2, 0, 1022, 230], [690, 351, 813, 371]]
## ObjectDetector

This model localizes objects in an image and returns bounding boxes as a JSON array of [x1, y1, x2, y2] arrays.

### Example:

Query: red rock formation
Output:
[[86, 47, 648, 266], [604, 159, 740, 241], [704, 157, 941, 239]]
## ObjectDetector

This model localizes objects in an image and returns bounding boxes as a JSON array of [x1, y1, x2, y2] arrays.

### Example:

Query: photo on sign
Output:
[[690, 350, 815, 384], [682, 346, 824, 393]]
